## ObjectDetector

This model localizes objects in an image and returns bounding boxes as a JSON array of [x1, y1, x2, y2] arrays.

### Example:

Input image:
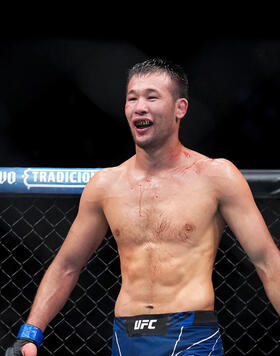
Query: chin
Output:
[[134, 137, 150, 148], [135, 140, 148, 149], [135, 138, 159, 150]]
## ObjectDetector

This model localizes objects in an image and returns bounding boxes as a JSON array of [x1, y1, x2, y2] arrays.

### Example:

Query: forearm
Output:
[[259, 277, 280, 315], [26, 260, 81, 331], [255, 250, 280, 315]]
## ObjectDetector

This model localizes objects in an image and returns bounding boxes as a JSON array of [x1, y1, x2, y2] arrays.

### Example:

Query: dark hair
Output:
[[127, 58, 189, 100]]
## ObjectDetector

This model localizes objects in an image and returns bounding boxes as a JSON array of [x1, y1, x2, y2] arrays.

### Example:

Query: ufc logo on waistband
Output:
[[134, 319, 158, 330]]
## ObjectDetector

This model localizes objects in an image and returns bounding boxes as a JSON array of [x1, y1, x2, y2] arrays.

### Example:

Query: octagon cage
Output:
[[0, 167, 279, 355]]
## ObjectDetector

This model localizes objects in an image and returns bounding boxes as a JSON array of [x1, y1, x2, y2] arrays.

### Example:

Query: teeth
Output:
[[135, 120, 152, 128]]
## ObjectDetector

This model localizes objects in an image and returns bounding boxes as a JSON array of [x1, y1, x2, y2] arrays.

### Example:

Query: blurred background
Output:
[[1, 13, 280, 356], [0, 20, 279, 170]]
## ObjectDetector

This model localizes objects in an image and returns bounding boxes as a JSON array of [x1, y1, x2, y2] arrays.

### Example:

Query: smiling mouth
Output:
[[134, 120, 153, 129]]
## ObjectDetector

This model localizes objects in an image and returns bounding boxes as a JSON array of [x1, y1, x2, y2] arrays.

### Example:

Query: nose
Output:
[[134, 97, 148, 115]]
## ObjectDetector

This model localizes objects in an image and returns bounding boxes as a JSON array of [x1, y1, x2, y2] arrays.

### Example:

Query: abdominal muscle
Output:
[[114, 239, 216, 316]]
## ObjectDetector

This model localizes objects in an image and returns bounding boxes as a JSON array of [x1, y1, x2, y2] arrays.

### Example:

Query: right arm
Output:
[[19, 171, 109, 354], [26, 171, 108, 331]]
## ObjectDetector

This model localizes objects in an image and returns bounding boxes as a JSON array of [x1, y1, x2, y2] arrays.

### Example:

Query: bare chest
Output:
[[103, 175, 219, 245]]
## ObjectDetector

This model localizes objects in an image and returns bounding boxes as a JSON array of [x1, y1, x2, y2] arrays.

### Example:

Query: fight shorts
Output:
[[112, 310, 224, 355]]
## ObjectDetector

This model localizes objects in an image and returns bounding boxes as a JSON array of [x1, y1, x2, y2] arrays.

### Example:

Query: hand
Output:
[[21, 343, 37, 356], [5, 339, 37, 356]]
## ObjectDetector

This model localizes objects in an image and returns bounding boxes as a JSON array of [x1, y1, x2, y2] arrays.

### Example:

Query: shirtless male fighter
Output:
[[6, 58, 280, 355]]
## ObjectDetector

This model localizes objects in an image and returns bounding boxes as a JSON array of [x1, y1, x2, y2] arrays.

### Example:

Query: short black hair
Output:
[[127, 58, 189, 100]]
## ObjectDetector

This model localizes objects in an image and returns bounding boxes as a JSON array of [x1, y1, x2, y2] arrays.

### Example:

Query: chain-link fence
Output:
[[0, 171, 280, 355], [214, 197, 280, 355]]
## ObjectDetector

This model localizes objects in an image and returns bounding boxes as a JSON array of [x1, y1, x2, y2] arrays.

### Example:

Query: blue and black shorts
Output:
[[112, 310, 224, 355]]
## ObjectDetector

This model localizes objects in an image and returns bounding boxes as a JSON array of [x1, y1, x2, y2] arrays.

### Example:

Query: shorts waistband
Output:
[[114, 311, 218, 337]]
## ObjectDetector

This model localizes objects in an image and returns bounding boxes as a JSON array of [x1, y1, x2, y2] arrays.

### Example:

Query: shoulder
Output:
[[206, 158, 245, 183], [199, 157, 252, 201], [192, 154, 251, 196], [88, 166, 121, 187], [82, 160, 131, 196], [196, 157, 242, 179]]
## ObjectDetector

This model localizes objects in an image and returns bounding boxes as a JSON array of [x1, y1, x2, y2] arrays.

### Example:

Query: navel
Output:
[[145, 305, 154, 310]]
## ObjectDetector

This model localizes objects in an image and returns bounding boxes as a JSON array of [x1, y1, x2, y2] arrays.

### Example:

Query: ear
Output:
[[176, 98, 188, 120]]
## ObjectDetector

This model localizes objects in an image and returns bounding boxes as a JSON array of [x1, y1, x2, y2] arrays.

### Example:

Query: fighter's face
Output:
[[125, 73, 180, 150]]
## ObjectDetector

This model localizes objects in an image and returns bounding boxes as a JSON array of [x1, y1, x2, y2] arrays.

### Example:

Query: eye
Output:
[[127, 97, 137, 102], [148, 96, 158, 100]]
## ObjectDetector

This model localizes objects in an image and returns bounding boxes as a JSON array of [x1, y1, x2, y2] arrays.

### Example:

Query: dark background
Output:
[[1, 12, 280, 356], [0, 14, 280, 171]]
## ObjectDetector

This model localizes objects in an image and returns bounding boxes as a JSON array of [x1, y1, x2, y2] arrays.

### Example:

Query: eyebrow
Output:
[[127, 88, 161, 96]]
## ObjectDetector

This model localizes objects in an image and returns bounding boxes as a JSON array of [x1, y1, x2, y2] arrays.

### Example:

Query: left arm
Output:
[[215, 159, 280, 315]]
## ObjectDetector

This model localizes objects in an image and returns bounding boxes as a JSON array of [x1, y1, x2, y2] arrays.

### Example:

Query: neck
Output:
[[134, 138, 184, 173]]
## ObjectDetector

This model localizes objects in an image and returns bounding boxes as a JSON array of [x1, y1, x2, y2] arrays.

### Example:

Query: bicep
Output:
[[54, 178, 109, 271], [220, 194, 274, 264], [218, 163, 276, 266]]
